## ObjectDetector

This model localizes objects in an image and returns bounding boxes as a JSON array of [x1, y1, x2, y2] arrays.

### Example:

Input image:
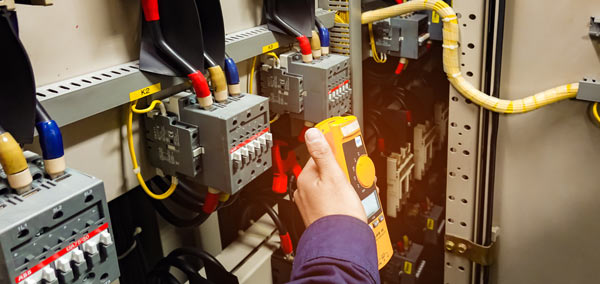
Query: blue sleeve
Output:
[[289, 215, 380, 284]]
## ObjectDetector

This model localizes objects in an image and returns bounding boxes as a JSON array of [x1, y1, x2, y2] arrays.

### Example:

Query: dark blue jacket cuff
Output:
[[291, 215, 380, 283]]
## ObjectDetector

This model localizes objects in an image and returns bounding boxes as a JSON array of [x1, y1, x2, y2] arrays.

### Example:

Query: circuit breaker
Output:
[[144, 92, 272, 194], [279, 51, 352, 123], [386, 144, 415, 218], [372, 13, 430, 59], [0, 152, 119, 284]]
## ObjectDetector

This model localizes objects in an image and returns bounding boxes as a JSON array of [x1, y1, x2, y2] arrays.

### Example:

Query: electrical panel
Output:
[[279, 51, 352, 123], [144, 92, 273, 194], [0, 152, 119, 284]]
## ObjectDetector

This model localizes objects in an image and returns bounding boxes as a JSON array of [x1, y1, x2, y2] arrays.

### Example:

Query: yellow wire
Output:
[[368, 23, 386, 63], [132, 100, 163, 114], [270, 113, 280, 124], [127, 100, 177, 200], [248, 56, 258, 94], [266, 52, 279, 61], [593, 103, 600, 124]]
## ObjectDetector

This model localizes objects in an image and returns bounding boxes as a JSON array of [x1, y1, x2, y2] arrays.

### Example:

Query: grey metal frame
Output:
[[444, 1, 488, 284]]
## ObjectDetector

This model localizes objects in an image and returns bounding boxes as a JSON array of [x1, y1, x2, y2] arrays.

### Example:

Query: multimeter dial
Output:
[[356, 155, 376, 188]]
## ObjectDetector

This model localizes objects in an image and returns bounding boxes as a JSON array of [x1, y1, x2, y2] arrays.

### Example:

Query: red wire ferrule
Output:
[[296, 36, 312, 56], [395, 62, 405, 75], [141, 0, 160, 21], [377, 138, 386, 153], [188, 71, 211, 98], [280, 232, 294, 255], [202, 192, 220, 214]]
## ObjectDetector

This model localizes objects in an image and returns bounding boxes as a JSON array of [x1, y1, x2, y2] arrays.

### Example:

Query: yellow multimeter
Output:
[[315, 116, 393, 269]]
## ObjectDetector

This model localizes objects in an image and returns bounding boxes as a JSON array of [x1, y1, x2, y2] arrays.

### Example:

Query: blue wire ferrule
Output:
[[224, 58, 240, 85], [318, 27, 330, 47], [36, 120, 64, 160]]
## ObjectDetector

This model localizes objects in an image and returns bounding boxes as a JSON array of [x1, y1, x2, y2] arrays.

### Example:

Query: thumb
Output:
[[304, 128, 340, 175]]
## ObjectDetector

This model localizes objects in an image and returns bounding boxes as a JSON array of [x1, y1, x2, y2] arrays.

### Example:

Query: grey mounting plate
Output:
[[575, 77, 600, 102], [590, 16, 600, 38]]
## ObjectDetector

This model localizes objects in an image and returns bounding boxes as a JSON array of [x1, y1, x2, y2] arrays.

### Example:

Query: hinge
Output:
[[444, 227, 499, 266]]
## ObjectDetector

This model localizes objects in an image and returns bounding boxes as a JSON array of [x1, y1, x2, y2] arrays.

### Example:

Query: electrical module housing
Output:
[[280, 51, 352, 123], [144, 92, 273, 194], [0, 152, 119, 284]]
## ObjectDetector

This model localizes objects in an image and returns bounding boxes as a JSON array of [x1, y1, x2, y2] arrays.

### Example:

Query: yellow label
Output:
[[403, 261, 412, 275], [262, 42, 280, 53], [432, 11, 440, 23], [427, 218, 435, 230], [129, 83, 161, 101]]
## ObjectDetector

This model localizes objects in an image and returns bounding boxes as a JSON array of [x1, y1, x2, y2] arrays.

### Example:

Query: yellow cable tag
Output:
[[427, 218, 435, 230], [404, 261, 413, 275], [129, 83, 161, 101], [262, 42, 280, 53], [432, 11, 440, 23]]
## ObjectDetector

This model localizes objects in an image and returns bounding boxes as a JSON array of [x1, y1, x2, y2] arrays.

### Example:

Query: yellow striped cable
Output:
[[361, 0, 579, 114], [127, 100, 177, 200], [368, 23, 387, 63]]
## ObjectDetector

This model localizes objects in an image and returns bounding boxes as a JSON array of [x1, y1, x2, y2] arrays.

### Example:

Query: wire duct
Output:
[[361, 0, 579, 114]]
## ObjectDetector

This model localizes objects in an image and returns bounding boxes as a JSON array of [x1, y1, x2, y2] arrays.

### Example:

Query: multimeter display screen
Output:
[[362, 191, 381, 218]]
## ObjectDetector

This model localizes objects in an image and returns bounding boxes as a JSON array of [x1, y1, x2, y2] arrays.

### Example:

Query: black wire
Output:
[[168, 247, 226, 271], [147, 21, 197, 74], [149, 179, 211, 227], [204, 53, 218, 68], [35, 99, 51, 123], [265, 0, 303, 37], [161, 273, 180, 284], [242, 197, 287, 235], [160, 257, 205, 284]]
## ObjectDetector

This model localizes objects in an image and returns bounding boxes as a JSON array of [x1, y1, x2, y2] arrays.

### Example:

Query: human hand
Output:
[[294, 128, 367, 227]]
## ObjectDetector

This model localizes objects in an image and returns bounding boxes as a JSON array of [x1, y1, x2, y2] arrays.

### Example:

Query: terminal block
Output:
[[421, 204, 444, 245], [144, 92, 272, 194], [381, 242, 426, 284], [372, 13, 430, 59], [413, 121, 436, 181], [259, 64, 306, 115], [280, 51, 352, 123], [386, 144, 415, 218], [433, 102, 448, 151], [0, 152, 119, 284]]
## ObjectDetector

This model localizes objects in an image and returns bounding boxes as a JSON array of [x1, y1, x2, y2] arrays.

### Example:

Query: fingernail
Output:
[[305, 128, 322, 142]]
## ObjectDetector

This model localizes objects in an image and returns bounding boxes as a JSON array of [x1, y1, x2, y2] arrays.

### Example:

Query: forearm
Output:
[[289, 215, 380, 284]]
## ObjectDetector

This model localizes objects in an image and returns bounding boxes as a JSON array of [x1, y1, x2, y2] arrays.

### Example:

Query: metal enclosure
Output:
[[491, 1, 600, 283]]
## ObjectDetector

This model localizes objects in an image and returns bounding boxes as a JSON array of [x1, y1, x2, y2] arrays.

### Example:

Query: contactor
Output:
[[259, 64, 306, 115], [372, 13, 430, 59], [280, 51, 352, 123], [0, 152, 119, 284], [144, 92, 273, 194]]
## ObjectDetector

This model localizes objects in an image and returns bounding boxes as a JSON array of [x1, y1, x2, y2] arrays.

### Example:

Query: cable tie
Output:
[[133, 167, 141, 174], [442, 44, 459, 50], [443, 16, 457, 22]]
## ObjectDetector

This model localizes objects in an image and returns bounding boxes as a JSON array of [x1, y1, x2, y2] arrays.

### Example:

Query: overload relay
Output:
[[144, 92, 272, 194], [0, 152, 119, 284], [274, 51, 352, 123]]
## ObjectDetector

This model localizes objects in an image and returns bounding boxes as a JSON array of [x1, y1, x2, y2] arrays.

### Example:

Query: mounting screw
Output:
[[445, 240, 455, 251], [457, 243, 468, 254]]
